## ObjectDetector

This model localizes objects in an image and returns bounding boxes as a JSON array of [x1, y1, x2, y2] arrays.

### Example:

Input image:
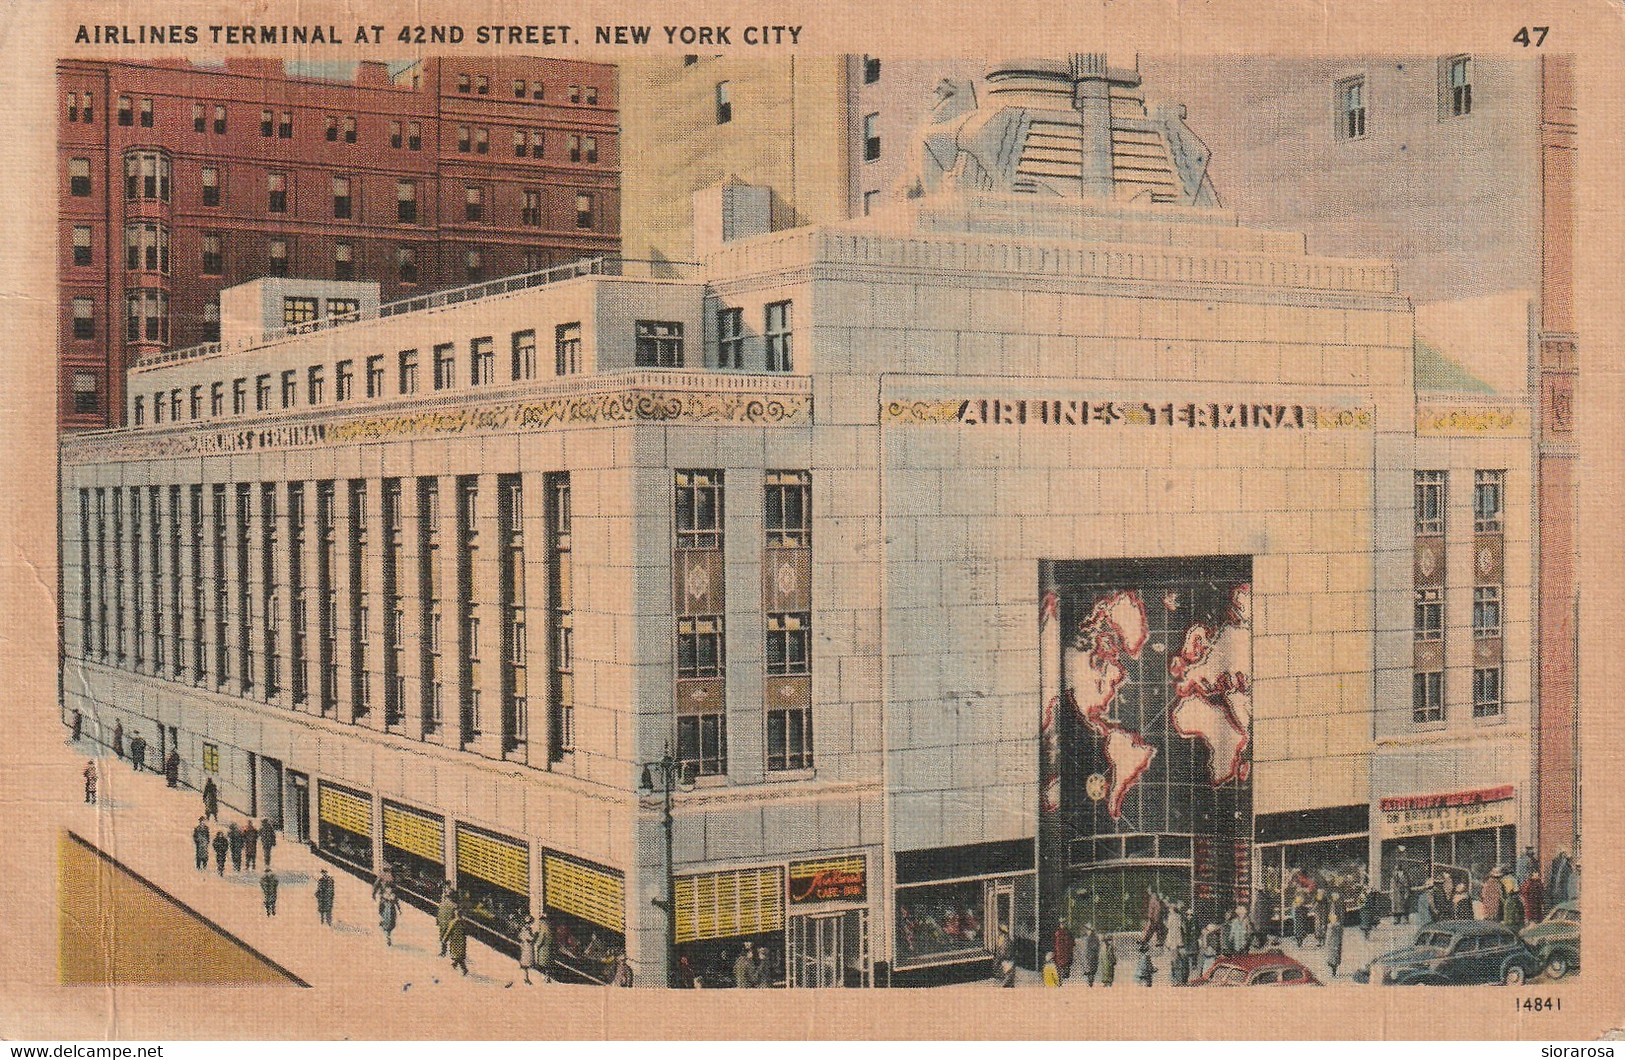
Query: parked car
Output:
[[1196, 951, 1322, 986], [1521, 901, 1580, 979], [1353, 919, 1543, 985]]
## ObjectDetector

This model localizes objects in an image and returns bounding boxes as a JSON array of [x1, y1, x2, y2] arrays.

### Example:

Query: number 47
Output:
[[1514, 26, 1549, 46]]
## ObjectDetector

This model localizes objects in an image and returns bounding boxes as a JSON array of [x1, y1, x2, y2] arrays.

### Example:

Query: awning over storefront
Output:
[[456, 824, 529, 896], [318, 781, 372, 836], [675, 866, 785, 943], [383, 802, 445, 863], [544, 853, 625, 933]]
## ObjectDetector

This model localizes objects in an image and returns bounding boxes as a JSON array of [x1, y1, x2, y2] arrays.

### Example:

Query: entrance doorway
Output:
[[258, 757, 284, 829], [789, 909, 869, 987], [286, 770, 310, 842], [988, 879, 1015, 951]]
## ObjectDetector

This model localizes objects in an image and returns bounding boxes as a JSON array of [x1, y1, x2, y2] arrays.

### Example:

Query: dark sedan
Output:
[[1352, 919, 1543, 985], [1521, 901, 1580, 979]]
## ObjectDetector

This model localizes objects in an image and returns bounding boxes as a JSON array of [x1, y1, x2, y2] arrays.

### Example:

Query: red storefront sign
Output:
[[788, 860, 867, 904], [1379, 785, 1514, 814]]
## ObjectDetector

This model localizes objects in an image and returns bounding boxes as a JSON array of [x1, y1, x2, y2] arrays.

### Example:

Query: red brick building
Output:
[[58, 56, 621, 430]]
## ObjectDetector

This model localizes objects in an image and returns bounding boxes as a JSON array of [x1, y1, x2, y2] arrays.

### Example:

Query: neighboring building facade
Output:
[[59, 68, 1536, 983], [57, 56, 621, 430]]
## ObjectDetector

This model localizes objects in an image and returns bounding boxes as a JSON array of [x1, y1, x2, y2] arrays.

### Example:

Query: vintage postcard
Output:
[[1, 0, 1621, 1042]]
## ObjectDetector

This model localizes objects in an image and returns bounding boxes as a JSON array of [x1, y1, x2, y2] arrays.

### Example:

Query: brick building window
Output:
[[69, 158, 91, 197], [465, 185, 484, 222], [261, 109, 274, 137], [333, 241, 353, 281], [201, 166, 220, 207], [71, 372, 100, 415], [267, 172, 288, 213], [268, 239, 288, 277], [213, 105, 227, 134], [396, 245, 417, 284], [72, 297, 95, 339], [465, 249, 483, 282], [389, 121, 402, 148], [521, 189, 542, 226], [118, 95, 132, 126], [139, 98, 153, 128], [72, 226, 92, 267], [457, 73, 471, 93], [343, 116, 357, 143], [193, 102, 205, 132], [201, 233, 222, 274], [575, 192, 594, 229], [408, 122, 421, 150], [279, 111, 293, 138], [397, 180, 417, 223], [332, 176, 352, 219]]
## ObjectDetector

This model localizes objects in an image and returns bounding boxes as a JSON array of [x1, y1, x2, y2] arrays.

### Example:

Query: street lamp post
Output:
[[640, 747, 682, 988]]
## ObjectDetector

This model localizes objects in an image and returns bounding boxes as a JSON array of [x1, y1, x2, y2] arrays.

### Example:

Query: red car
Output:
[[1196, 951, 1324, 986]]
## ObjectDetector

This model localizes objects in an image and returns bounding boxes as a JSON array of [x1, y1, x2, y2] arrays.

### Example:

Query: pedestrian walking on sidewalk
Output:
[[242, 820, 258, 870], [228, 822, 244, 872], [260, 869, 279, 916], [192, 817, 211, 870], [202, 777, 218, 820], [1325, 905, 1344, 978], [1099, 934, 1116, 986], [129, 733, 146, 773], [260, 819, 277, 868], [519, 916, 540, 985], [378, 886, 400, 946], [444, 904, 469, 975], [536, 914, 555, 983], [82, 760, 97, 804], [1079, 924, 1101, 986], [164, 750, 179, 788], [436, 884, 457, 956], [212, 829, 228, 875], [112, 720, 124, 760], [315, 869, 335, 926]]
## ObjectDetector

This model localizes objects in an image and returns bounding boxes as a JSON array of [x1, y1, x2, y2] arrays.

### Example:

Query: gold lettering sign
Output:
[[884, 397, 1373, 430], [1415, 405, 1531, 436]]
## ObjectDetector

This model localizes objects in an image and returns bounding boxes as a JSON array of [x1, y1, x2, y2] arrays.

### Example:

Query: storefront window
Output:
[[894, 880, 988, 967], [1064, 865, 1192, 935], [454, 824, 530, 948], [547, 907, 626, 984], [318, 820, 371, 870], [316, 781, 373, 872], [1256, 836, 1369, 936]]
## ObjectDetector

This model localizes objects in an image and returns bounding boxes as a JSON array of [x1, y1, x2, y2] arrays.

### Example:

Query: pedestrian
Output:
[[1227, 907, 1249, 956], [1166, 903, 1187, 958], [610, 953, 634, 987], [1099, 933, 1116, 986], [1549, 851, 1572, 900], [1414, 876, 1434, 927], [372, 865, 398, 904], [164, 749, 179, 788], [227, 822, 244, 872], [995, 930, 1016, 986], [242, 819, 258, 870], [1312, 889, 1329, 945], [676, 955, 698, 988], [260, 868, 279, 917], [1325, 904, 1344, 977], [1453, 882, 1473, 919], [1501, 876, 1525, 930], [1053, 920, 1075, 980], [129, 732, 146, 772], [1249, 889, 1271, 949], [202, 777, 218, 820], [378, 885, 400, 946], [1079, 924, 1101, 987], [1517, 845, 1537, 886], [536, 914, 555, 982], [1358, 886, 1376, 938], [735, 943, 758, 988], [519, 915, 540, 985], [1521, 870, 1545, 924], [1134, 941, 1155, 986], [1140, 889, 1166, 948], [112, 720, 124, 760], [1170, 942, 1191, 986], [1390, 859, 1411, 924], [212, 829, 228, 875], [436, 884, 457, 956], [82, 760, 98, 804], [315, 868, 335, 926], [72, 709, 83, 742], [1481, 868, 1504, 921], [1043, 951, 1061, 987], [260, 819, 276, 867], [445, 905, 469, 976], [192, 817, 211, 870]]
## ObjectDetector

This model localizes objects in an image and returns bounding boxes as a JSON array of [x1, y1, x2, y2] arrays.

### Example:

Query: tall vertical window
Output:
[[457, 124, 471, 153], [125, 152, 170, 201], [192, 101, 204, 132], [675, 470, 722, 550], [267, 172, 287, 213], [717, 306, 744, 369], [1472, 667, 1502, 719], [512, 330, 537, 381], [407, 122, 421, 150], [325, 116, 339, 142], [635, 320, 683, 368], [465, 185, 484, 221], [1413, 670, 1444, 724], [575, 192, 594, 229], [399, 349, 419, 394], [261, 109, 274, 137], [1473, 585, 1501, 639], [139, 98, 153, 127], [498, 475, 526, 753], [210, 381, 224, 417], [201, 166, 220, 206], [256, 374, 272, 411], [864, 56, 881, 83], [72, 298, 95, 339], [765, 301, 793, 372], [117, 95, 132, 126], [201, 233, 222, 274], [349, 480, 370, 720], [764, 471, 811, 547], [72, 225, 93, 267], [232, 378, 247, 415], [397, 181, 417, 223], [343, 116, 357, 143], [203, 301, 221, 342], [863, 112, 881, 161], [333, 241, 353, 281], [521, 189, 542, 226], [396, 245, 418, 284], [390, 121, 402, 149], [465, 249, 484, 282], [1414, 588, 1442, 642], [382, 479, 405, 727], [280, 111, 293, 138], [72, 372, 99, 414], [267, 239, 288, 277], [307, 365, 326, 405], [715, 81, 731, 124], [213, 105, 227, 134], [1337, 76, 1367, 139], [1414, 471, 1446, 535], [281, 369, 298, 409], [335, 360, 354, 401], [554, 323, 581, 376], [419, 478, 443, 735], [474, 127, 489, 154], [433, 344, 456, 390], [366, 355, 385, 398], [470, 337, 495, 385], [124, 222, 170, 273], [1445, 56, 1473, 117], [69, 158, 91, 197], [677, 616, 725, 678], [332, 176, 352, 219], [1473, 470, 1504, 533]]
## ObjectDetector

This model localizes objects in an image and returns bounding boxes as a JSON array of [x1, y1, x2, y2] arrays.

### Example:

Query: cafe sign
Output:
[[1380, 785, 1516, 839], [788, 855, 867, 905]]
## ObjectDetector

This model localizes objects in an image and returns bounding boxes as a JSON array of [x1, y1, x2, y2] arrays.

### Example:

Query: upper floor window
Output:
[[72, 372, 100, 415], [366, 355, 385, 398], [397, 180, 417, 223], [201, 232, 222, 274], [72, 298, 95, 340], [863, 56, 881, 83], [213, 105, 227, 134], [476, 75, 490, 95], [333, 241, 353, 281], [139, 98, 153, 128], [1473, 470, 1504, 533], [635, 321, 683, 368], [433, 343, 456, 390], [407, 122, 421, 150], [717, 306, 744, 369], [1414, 471, 1445, 536], [267, 239, 289, 277], [201, 166, 220, 207], [343, 116, 357, 143], [283, 296, 318, 327], [863, 113, 881, 161], [674, 470, 722, 550], [521, 189, 542, 227], [124, 222, 169, 273], [399, 349, 419, 394], [764, 471, 811, 547], [389, 121, 402, 149], [396, 244, 418, 284], [69, 158, 91, 197], [765, 301, 793, 372], [72, 225, 92, 267], [465, 185, 484, 222], [457, 73, 471, 93], [125, 152, 171, 202], [336, 360, 354, 401], [715, 81, 731, 124], [1337, 76, 1367, 140], [576, 192, 594, 230], [267, 172, 288, 213], [555, 323, 581, 376], [192, 102, 205, 132], [513, 79, 527, 98], [512, 330, 537, 381], [1473, 586, 1502, 639], [1444, 56, 1473, 117], [332, 176, 352, 219], [470, 337, 495, 385], [280, 111, 293, 138], [117, 95, 132, 126], [261, 109, 275, 137]]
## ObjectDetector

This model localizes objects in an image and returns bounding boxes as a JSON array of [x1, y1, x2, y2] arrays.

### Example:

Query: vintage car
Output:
[[1353, 919, 1544, 985], [1196, 951, 1323, 986], [1521, 901, 1580, 979]]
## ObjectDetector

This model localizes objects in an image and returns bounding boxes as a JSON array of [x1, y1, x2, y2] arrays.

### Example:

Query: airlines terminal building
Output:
[[58, 62, 1534, 986]]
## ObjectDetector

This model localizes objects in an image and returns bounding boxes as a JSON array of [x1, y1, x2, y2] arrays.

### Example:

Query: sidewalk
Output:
[[68, 740, 561, 996]]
